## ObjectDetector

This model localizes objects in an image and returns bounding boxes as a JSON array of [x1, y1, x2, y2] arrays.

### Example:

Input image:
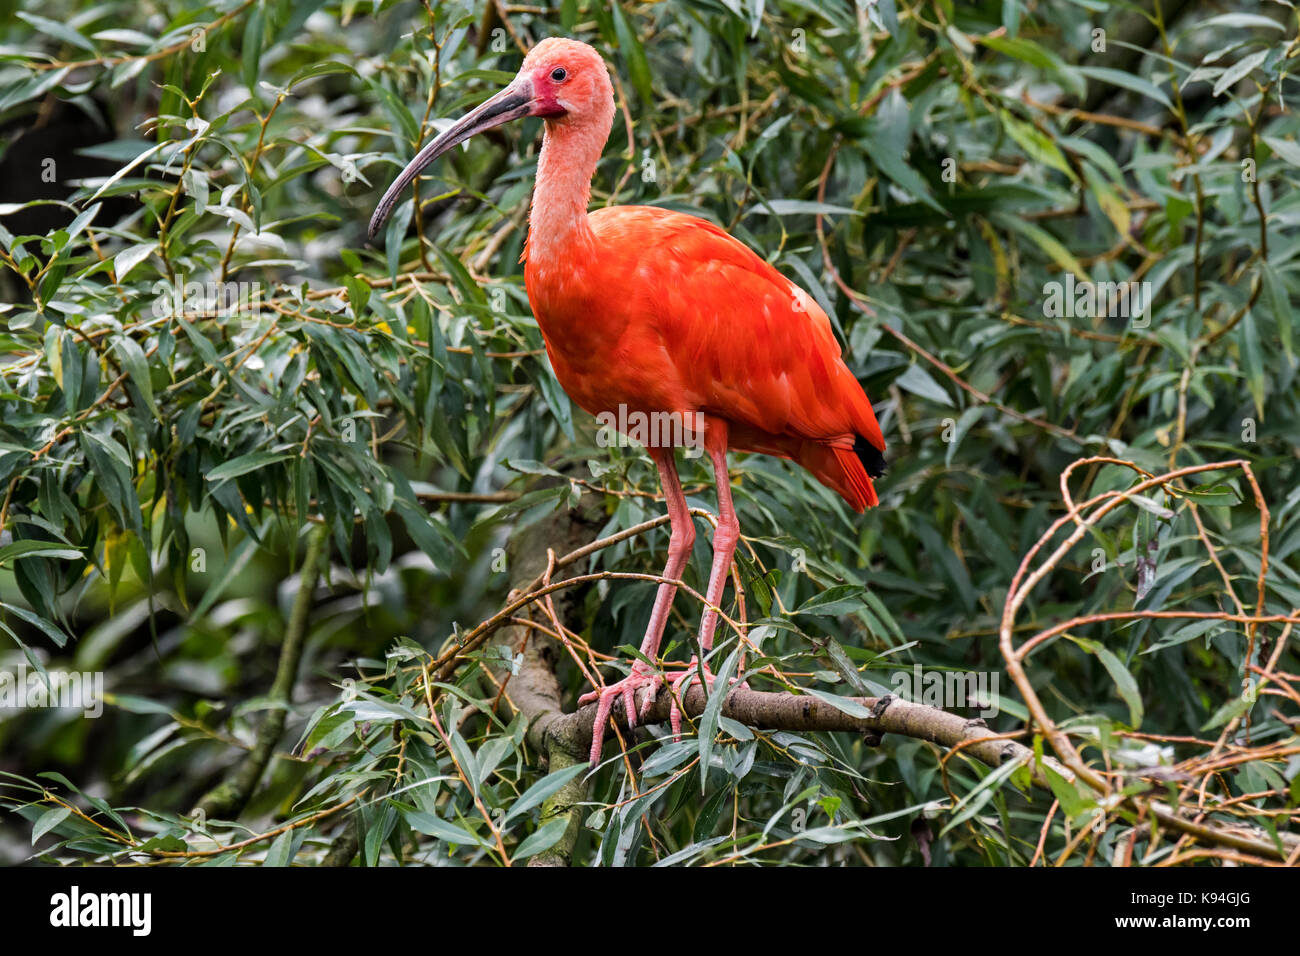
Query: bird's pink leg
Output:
[[666, 430, 747, 740], [579, 446, 695, 763], [697, 436, 739, 656]]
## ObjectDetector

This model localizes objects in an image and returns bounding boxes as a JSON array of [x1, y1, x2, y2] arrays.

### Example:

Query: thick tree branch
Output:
[[532, 687, 1057, 782], [493, 480, 608, 866]]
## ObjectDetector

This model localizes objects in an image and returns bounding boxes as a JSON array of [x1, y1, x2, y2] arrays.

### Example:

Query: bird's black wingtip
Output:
[[855, 434, 887, 479]]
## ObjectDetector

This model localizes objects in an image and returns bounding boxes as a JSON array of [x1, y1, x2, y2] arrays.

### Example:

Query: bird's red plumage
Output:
[[371, 37, 890, 760], [525, 205, 885, 510]]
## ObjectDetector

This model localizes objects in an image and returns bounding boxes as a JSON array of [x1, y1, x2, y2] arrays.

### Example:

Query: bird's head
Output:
[[368, 37, 612, 240]]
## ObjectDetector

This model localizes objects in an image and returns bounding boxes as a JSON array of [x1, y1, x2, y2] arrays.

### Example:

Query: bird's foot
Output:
[[664, 657, 749, 743], [579, 662, 667, 765]]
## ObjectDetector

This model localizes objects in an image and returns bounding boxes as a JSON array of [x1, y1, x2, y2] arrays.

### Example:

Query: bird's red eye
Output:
[[550, 67, 567, 82]]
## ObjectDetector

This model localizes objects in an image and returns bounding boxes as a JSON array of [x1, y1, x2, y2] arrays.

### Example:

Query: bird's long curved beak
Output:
[[368, 78, 534, 240]]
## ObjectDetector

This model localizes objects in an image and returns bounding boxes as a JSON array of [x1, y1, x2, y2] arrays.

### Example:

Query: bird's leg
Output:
[[666, 429, 748, 740], [579, 446, 695, 764], [697, 436, 738, 657]]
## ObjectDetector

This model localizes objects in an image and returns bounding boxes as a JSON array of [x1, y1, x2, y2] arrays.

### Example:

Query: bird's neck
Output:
[[526, 111, 611, 264]]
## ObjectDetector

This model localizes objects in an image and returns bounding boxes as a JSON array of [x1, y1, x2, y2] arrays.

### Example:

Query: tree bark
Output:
[[532, 687, 1067, 788], [494, 481, 608, 866]]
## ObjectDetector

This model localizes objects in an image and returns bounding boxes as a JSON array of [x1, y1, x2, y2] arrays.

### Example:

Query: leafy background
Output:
[[1, 0, 1298, 866]]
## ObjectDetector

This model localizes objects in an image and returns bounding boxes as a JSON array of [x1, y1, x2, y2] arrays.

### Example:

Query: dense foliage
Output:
[[1, 0, 1298, 866]]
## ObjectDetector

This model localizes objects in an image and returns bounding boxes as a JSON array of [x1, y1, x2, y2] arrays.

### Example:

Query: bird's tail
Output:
[[799, 437, 884, 513]]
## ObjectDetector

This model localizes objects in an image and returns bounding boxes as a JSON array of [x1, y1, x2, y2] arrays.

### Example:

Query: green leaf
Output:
[[206, 452, 292, 484], [92, 29, 155, 46], [1240, 310, 1266, 418], [113, 242, 155, 281], [532, 359, 575, 442], [894, 364, 954, 406], [995, 212, 1090, 282], [503, 764, 587, 825], [113, 336, 156, 412], [263, 829, 296, 867], [1143, 619, 1225, 654], [756, 199, 860, 217], [431, 245, 487, 307], [697, 649, 739, 791], [1076, 66, 1173, 110], [694, 787, 731, 842], [1042, 764, 1090, 819], [1201, 692, 1255, 732], [793, 584, 865, 617], [1261, 263, 1294, 359], [18, 12, 97, 52], [1073, 638, 1144, 727], [1170, 483, 1241, 508], [821, 636, 876, 695], [32, 806, 72, 844], [1200, 13, 1286, 31], [1213, 50, 1269, 97], [1261, 135, 1300, 169], [940, 753, 1029, 836], [370, 78, 421, 146], [405, 811, 482, 846], [611, 3, 652, 106], [859, 133, 945, 214], [0, 602, 71, 648], [982, 35, 1057, 71], [802, 687, 874, 718], [0, 540, 83, 565], [242, 5, 266, 94], [512, 818, 569, 860], [999, 110, 1076, 182], [288, 60, 359, 90]]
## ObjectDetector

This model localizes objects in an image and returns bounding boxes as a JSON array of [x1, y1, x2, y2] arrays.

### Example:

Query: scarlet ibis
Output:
[[370, 38, 886, 764]]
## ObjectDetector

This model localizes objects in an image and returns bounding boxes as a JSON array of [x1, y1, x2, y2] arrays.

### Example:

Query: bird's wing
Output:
[[588, 205, 884, 451]]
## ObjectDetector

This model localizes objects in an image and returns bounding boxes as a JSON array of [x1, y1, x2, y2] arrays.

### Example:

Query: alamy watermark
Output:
[[151, 272, 264, 319], [0, 665, 104, 718], [890, 665, 999, 718], [49, 886, 150, 936], [1042, 274, 1152, 326], [595, 404, 706, 457]]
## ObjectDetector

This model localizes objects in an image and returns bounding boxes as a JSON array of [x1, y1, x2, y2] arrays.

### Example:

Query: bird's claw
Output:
[[581, 658, 750, 765], [579, 663, 665, 765]]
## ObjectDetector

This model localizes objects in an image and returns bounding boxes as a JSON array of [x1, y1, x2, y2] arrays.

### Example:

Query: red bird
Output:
[[371, 38, 886, 764]]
